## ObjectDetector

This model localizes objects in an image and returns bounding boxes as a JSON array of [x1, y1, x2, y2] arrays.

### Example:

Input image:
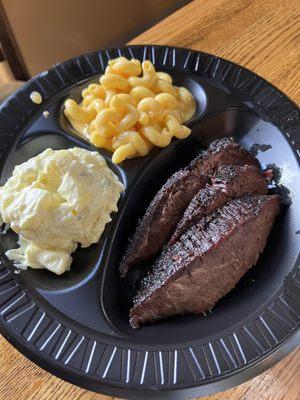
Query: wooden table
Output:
[[1, 0, 299, 399]]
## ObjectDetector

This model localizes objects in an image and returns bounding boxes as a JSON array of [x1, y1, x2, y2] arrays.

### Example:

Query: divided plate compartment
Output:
[[0, 45, 299, 399]]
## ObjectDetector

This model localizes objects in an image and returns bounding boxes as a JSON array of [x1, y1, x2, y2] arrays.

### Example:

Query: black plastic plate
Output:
[[0, 45, 299, 400]]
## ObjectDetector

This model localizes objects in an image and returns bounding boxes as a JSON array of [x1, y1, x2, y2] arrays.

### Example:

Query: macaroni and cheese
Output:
[[64, 57, 196, 163]]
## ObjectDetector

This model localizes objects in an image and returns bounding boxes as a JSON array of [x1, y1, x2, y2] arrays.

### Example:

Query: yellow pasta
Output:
[[128, 61, 156, 88], [100, 74, 130, 91], [140, 125, 172, 148], [137, 98, 162, 124], [82, 83, 105, 99], [104, 89, 117, 105], [163, 115, 191, 139], [155, 93, 177, 109], [109, 57, 141, 77], [93, 109, 120, 138], [64, 99, 94, 123], [130, 86, 155, 102], [177, 87, 196, 121], [155, 72, 173, 83], [152, 79, 178, 98], [88, 99, 106, 114], [112, 131, 152, 164], [64, 57, 196, 163]]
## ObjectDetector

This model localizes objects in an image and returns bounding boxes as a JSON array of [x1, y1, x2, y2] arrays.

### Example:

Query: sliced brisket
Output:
[[120, 138, 259, 278], [169, 164, 268, 244], [130, 195, 280, 328]]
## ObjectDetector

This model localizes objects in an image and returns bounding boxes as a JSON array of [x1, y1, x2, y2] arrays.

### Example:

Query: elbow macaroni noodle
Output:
[[64, 57, 196, 163]]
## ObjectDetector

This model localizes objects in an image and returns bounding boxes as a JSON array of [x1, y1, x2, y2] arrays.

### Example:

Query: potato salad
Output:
[[0, 148, 124, 274]]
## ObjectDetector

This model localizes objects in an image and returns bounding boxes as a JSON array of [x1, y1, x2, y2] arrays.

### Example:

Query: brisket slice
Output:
[[130, 195, 280, 328], [169, 165, 268, 244], [119, 138, 259, 278]]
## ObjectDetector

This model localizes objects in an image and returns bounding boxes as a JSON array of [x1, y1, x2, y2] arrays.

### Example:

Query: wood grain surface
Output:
[[0, 0, 299, 399], [0, 339, 299, 400], [131, 0, 300, 104]]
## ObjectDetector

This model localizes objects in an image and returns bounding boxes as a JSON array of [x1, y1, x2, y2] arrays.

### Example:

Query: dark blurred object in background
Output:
[[0, 0, 191, 80]]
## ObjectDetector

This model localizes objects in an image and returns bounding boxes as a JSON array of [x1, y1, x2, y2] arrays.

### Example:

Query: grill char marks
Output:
[[130, 195, 280, 328], [169, 165, 268, 244], [119, 170, 209, 278], [187, 137, 260, 173], [119, 138, 260, 278]]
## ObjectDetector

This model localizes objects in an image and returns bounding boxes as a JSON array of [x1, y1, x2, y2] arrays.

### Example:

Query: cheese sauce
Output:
[[30, 91, 43, 104]]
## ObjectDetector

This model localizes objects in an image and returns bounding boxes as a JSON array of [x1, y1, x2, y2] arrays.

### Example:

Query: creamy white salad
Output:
[[0, 147, 124, 274]]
